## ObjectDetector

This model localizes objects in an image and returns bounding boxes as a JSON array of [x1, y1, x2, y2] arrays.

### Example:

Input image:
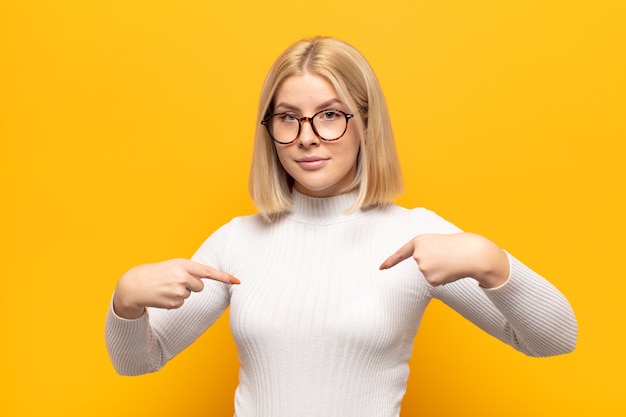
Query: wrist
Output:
[[478, 264, 509, 288], [472, 237, 510, 288], [113, 269, 146, 319], [113, 298, 146, 320], [112, 294, 146, 319]]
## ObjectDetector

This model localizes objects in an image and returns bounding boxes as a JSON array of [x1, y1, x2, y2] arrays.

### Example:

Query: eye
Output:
[[319, 110, 342, 121], [278, 112, 298, 122]]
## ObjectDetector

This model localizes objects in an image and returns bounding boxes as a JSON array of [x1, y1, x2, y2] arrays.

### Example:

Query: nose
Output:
[[297, 118, 320, 147]]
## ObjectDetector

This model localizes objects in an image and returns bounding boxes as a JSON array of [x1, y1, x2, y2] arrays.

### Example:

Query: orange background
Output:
[[1, 0, 625, 415]]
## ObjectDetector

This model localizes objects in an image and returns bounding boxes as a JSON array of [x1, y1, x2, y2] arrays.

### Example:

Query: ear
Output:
[[360, 114, 368, 143]]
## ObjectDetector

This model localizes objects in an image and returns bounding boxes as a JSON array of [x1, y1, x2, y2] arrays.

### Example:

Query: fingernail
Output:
[[230, 277, 241, 285]]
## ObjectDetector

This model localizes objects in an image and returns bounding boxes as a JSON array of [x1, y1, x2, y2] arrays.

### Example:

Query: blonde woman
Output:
[[106, 37, 577, 417]]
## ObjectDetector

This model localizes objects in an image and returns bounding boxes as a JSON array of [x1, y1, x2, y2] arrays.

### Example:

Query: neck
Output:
[[287, 190, 367, 225]]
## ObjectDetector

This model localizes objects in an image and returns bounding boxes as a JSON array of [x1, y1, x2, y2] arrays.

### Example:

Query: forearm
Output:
[[482, 253, 578, 356], [105, 303, 165, 375], [431, 253, 577, 357]]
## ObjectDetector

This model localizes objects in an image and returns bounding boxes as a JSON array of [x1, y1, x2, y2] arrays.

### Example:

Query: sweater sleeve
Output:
[[414, 209, 578, 357], [428, 253, 577, 356], [105, 221, 236, 375]]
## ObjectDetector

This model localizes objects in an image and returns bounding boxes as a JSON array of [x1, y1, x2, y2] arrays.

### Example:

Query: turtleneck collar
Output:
[[286, 190, 370, 225]]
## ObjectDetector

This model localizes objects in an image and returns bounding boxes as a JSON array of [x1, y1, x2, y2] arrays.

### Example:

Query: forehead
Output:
[[273, 72, 342, 110]]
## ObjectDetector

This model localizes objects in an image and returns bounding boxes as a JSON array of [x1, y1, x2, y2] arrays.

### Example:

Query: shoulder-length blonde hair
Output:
[[249, 37, 403, 219]]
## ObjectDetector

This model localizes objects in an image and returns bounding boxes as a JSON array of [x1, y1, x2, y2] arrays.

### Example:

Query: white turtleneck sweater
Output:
[[105, 191, 577, 417]]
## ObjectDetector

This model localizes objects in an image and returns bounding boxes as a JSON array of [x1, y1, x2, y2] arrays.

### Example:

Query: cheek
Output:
[[343, 135, 362, 165], [273, 147, 293, 173]]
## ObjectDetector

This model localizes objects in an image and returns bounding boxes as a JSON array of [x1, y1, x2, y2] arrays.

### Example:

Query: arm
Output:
[[427, 252, 577, 356], [380, 213, 577, 357], [105, 223, 239, 375], [105, 275, 233, 375]]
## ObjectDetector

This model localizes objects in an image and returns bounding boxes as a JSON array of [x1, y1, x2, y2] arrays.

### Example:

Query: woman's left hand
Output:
[[379, 232, 510, 288]]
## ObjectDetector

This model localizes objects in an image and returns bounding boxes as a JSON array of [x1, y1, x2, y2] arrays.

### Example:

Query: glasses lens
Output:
[[313, 110, 347, 141], [267, 113, 299, 144]]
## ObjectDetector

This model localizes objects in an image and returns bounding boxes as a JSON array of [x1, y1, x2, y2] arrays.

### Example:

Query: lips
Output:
[[296, 156, 329, 170]]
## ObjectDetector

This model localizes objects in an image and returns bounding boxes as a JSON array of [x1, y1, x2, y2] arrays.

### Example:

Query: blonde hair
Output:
[[249, 37, 403, 219]]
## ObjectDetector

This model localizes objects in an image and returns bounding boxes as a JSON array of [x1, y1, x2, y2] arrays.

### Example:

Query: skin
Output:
[[272, 72, 509, 288], [112, 72, 509, 320], [379, 233, 510, 289], [272, 72, 361, 198], [113, 259, 240, 319]]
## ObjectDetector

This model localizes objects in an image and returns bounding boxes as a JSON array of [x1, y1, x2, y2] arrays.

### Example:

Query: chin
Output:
[[296, 184, 344, 198]]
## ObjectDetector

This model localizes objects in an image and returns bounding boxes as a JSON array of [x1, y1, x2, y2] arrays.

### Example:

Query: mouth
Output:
[[296, 156, 329, 170]]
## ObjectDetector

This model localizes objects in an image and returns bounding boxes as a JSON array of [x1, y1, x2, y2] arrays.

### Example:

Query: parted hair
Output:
[[249, 37, 403, 219]]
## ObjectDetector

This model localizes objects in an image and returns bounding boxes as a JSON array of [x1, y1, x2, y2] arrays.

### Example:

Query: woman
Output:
[[106, 37, 577, 417]]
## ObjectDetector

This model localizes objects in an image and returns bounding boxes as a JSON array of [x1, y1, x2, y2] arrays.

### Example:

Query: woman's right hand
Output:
[[112, 258, 240, 319]]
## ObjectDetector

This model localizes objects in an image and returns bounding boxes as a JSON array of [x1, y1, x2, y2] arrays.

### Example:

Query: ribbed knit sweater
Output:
[[105, 191, 577, 417]]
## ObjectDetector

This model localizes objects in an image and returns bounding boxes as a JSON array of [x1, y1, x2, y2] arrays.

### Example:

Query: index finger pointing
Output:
[[379, 241, 415, 270], [186, 260, 241, 285]]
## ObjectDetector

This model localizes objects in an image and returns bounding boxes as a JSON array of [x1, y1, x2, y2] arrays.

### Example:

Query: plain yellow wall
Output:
[[1, 0, 624, 415]]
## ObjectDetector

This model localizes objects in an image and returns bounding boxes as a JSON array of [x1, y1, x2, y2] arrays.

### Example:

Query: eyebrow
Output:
[[273, 98, 344, 113]]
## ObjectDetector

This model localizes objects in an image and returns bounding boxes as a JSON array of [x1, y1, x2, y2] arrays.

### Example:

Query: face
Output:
[[272, 72, 361, 198]]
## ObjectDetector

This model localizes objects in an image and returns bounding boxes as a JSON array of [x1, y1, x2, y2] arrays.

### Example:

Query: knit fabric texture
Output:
[[105, 191, 577, 417]]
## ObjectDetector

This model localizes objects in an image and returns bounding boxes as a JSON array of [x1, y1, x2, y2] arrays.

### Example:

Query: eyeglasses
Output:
[[261, 109, 354, 145]]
